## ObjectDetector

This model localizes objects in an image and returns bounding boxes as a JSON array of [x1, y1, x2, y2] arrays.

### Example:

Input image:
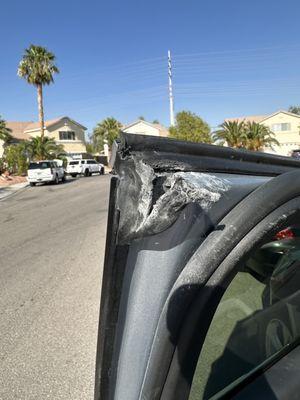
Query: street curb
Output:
[[0, 183, 29, 202]]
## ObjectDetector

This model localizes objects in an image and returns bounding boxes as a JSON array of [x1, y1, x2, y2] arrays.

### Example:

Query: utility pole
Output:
[[168, 50, 175, 126]]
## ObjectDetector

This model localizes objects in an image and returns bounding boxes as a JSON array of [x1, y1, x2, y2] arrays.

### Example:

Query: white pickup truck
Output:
[[27, 160, 65, 186], [66, 159, 105, 177]]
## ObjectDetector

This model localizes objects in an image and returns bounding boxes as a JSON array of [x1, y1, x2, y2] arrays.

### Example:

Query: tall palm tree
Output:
[[27, 137, 64, 161], [213, 121, 247, 148], [17, 45, 59, 139], [0, 116, 12, 143], [245, 122, 279, 151], [93, 117, 122, 150]]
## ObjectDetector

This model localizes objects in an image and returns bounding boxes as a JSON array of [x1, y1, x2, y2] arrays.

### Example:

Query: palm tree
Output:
[[288, 106, 300, 115], [0, 116, 12, 143], [17, 45, 59, 139], [27, 137, 64, 160], [92, 117, 122, 150], [245, 122, 279, 151], [213, 121, 247, 148]]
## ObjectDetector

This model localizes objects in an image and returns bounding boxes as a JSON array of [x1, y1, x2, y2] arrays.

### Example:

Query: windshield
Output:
[[28, 162, 51, 170], [69, 161, 79, 165]]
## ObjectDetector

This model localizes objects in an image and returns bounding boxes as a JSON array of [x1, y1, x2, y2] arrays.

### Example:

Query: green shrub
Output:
[[4, 144, 28, 175]]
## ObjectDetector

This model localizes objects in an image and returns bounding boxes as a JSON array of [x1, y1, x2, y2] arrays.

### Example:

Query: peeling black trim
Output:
[[116, 133, 300, 176]]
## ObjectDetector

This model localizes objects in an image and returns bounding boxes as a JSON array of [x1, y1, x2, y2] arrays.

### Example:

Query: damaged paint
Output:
[[117, 158, 231, 243]]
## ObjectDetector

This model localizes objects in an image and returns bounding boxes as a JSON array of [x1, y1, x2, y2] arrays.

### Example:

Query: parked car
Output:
[[27, 160, 65, 186], [66, 159, 104, 177], [95, 133, 300, 400]]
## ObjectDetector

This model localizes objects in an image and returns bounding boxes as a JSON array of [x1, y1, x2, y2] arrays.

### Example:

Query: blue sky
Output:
[[1, 0, 300, 136]]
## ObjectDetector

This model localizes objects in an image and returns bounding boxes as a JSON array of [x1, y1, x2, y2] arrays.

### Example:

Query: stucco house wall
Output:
[[123, 121, 160, 136], [24, 117, 87, 154], [260, 112, 300, 156], [122, 120, 169, 137], [0, 117, 87, 159]]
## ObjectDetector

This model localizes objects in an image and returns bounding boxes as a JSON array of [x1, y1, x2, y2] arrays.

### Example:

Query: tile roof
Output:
[[24, 117, 63, 131], [225, 115, 268, 124], [5, 121, 33, 140], [225, 110, 300, 125]]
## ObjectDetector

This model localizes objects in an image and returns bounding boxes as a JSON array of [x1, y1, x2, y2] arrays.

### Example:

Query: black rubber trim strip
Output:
[[117, 133, 300, 176]]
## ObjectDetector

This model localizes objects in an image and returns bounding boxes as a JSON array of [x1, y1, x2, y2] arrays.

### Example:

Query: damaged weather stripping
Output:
[[116, 158, 230, 243]]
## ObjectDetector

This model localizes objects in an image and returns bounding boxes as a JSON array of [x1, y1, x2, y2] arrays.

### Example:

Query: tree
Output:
[[92, 117, 122, 151], [152, 119, 160, 124], [0, 116, 12, 143], [213, 121, 247, 148], [168, 111, 212, 143], [245, 122, 279, 151], [86, 142, 97, 154], [17, 45, 59, 139], [27, 136, 64, 160], [138, 116, 145, 121], [288, 106, 300, 115]]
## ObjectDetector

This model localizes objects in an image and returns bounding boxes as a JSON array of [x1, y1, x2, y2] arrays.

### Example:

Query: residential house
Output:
[[225, 110, 300, 156], [122, 119, 169, 137], [1, 117, 87, 159]]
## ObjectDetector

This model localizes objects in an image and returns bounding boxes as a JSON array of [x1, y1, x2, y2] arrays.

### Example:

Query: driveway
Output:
[[0, 174, 110, 399]]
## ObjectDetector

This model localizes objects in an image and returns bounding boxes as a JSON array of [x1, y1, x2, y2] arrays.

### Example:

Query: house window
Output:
[[59, 131, 75, 140], [271, 123, 291, 132]]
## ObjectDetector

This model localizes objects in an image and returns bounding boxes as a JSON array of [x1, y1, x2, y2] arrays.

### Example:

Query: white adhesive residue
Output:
[[165, 172, 230, 210], [135, 171, 231, 237]]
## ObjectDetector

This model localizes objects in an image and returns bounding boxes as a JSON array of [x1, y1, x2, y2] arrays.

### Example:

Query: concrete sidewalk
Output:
[[0, 182, 29, 201]]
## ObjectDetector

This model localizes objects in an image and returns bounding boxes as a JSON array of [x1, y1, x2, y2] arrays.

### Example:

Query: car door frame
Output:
[[94, 133, 300, 400]]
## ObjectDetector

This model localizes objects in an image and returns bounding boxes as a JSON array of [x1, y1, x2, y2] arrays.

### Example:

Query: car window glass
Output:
[[69, 161, 79, 165], [28, 162, 51, 169], [189, 225, 300, 400]]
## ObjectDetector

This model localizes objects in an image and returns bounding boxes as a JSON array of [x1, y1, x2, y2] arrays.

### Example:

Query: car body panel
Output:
[[66, 159, 104, 176], [27, 160, 64, 183]]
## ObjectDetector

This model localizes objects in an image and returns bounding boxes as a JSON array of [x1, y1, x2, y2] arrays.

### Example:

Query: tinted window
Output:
[[59, 131, 75, 140], [89, 160, 97, 164], [189, 225, 300, 400], [28, 162, 51, 169], [81, 160, 86, 164], [69, 161, 79, 165]]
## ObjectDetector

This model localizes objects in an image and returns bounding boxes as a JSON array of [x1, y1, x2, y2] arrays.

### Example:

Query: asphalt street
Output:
[[0, 174, 110, 399]]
